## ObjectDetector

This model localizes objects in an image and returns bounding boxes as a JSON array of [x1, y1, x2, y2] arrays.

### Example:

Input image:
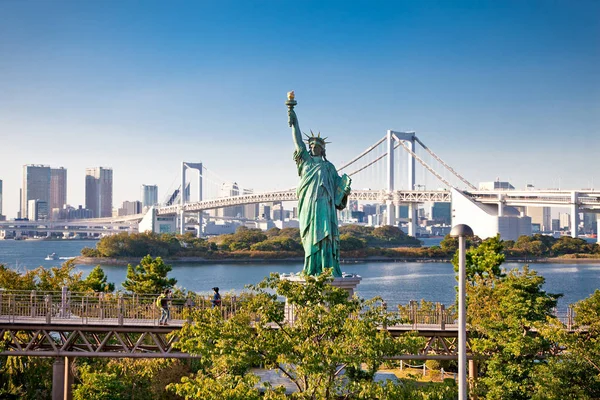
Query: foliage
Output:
[[81, 247, 101, 257], [453, 234, 505, 281], [73, 358, 189, 400], [250, 236, 302, 252], [82, 265, 115, 292], [439, 234, 481, 254], [532, 289, 600, 398], [0, 356, 53, 400], [171, 271, 426, 399], [340, 234, 368, 251], [122, 255, 177, 294], [0, 264, 37, 290], [216, 227, 268, 251], [456, 237, 562, 399]]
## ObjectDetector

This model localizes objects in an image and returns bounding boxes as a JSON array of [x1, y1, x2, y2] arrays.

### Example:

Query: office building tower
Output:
[[526, 206, 551, 232], [21, 165, 51, 219], [432, 202, 452, 225], [583, 213, 597, 234], [559, 212, 571, 230], [259, 204, 271, 220], [243, 189, 259, 219], [27, 199, 49, 221], [85, 167, 113, 218], [58, 205, 93, 220], [118, 200, 142, 216], [141, 184, 159, 208], [50, 167, 67, 216], [218, 182, 242, 218], [478, 180, 515, 191]]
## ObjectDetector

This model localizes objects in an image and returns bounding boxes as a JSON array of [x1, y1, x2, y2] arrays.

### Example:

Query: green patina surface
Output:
[[287, 92, 351, 277]]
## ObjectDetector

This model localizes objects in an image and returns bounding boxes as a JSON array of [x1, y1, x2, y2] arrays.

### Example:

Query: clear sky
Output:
[[1, 0, 598, 218]]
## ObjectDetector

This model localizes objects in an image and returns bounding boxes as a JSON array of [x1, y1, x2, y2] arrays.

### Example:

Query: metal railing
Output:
[[0, 288, 239, 326], [0, 288, 576, 330]]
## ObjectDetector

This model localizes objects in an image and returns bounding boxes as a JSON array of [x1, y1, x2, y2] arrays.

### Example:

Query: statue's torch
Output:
[[286, 91, 297, 127]]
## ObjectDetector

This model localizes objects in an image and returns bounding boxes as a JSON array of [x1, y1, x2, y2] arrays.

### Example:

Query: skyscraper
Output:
[[85, 167, 113, 218], [217, 182, 242, 218], [0, 179, 3, 217], [141, 184, 158, 208], [22, 165, 51, 219], [50, 167, 67, 215], [526, 206, 551, 232]]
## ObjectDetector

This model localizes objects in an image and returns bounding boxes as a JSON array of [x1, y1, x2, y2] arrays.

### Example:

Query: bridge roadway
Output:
[[155, 188, 600, 215], [0, 289, 574, 360], [2, 189, 599, 236], [0, 317, 466, 359]]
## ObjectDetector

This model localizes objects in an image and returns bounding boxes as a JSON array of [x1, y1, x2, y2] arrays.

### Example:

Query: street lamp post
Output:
[[450, 224, 474, 400]]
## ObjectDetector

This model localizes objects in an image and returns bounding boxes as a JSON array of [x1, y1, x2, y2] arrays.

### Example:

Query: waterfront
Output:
[[0, 239, 598, 308]]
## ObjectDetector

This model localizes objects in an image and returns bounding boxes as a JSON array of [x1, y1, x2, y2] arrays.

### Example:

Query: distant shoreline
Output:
[[73, 255, 600, 266]]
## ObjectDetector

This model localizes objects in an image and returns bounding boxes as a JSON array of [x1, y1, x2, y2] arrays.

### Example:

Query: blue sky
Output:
[[0, 0, 598, 218]]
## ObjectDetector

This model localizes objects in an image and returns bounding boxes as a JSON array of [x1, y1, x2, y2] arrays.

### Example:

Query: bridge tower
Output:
[[180, 162, 203, 237], [387, 131, 417, 236]]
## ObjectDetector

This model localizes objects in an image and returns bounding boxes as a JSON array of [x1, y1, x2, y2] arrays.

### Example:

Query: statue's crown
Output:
[[304, 130, 330, 147]]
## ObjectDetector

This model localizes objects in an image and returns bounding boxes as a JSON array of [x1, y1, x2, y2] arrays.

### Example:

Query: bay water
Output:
[[0, 239, 598, 308]]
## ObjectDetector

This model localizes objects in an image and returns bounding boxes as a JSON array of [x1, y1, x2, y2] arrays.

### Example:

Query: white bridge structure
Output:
[[3, 131, 600, 241]]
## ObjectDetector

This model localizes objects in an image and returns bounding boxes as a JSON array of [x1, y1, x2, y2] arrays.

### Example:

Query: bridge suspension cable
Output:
[[392, 133, 454, 188], [347, 151, 388, 177], [414, 136, 477, 190], [337, 135, 387, 172]]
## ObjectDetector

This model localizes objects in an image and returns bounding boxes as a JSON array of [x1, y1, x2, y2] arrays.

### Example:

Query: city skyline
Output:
[[1, 1, 598, 219]]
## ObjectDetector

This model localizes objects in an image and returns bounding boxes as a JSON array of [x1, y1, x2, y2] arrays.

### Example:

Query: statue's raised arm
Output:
[[286, 91, 306, 152]]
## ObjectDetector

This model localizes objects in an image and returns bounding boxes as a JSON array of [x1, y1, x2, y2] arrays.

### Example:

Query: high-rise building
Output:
[[243, 188, 259, 219], [27, 199, 49, 221], [22, 165, 51, 219], [118, 200, 142, 216], [478, 180, 515, 190], [50, 167, 67, 216], [218, 182, 242, 218], [141, 184, 159, 208], [526, 206, 551, 232], [0, 178, 3, 217], [431, 202, 452, 225], [559, 212, 571, 230], [85, 167, 113, 218]]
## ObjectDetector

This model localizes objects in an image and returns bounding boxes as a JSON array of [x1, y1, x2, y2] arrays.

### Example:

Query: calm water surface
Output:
[[0, 239, 598, 308]]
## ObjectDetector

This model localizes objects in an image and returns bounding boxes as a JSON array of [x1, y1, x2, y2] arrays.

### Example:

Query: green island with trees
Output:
[[78, 226, 600, 263], [1, 234, 599, 399]]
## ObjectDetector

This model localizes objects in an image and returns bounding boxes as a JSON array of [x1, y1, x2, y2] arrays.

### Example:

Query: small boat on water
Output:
[[44, 253, 59, 261]]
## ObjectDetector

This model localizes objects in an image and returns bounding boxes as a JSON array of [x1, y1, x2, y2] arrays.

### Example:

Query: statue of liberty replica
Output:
[[286, 91, 352, 277]]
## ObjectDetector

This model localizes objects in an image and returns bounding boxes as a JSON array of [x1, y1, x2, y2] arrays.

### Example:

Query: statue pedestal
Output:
[[280, 273, 362, 324]]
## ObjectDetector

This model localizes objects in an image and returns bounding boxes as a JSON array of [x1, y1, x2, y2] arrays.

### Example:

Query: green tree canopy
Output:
[[122, 255, 177, 294], [82, 265, 115, 293], [171, 271, 428, 399]]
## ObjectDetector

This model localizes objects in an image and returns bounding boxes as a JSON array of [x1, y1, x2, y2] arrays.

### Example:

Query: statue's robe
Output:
[[294, 148, 350, 277]]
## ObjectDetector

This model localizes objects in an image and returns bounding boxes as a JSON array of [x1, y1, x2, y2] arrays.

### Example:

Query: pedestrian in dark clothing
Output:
[[211, 287, 221, 308], [158, 289, 172, 325]]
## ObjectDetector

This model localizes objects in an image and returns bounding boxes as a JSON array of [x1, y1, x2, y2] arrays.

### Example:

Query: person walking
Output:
[[157, 289, 172, 325], [211, 287, 221, 308]]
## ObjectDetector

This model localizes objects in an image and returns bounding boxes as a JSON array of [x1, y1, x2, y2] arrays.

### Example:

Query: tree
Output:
[[82, 265, 115, 293], [122, 255, 177, 294], [73, 359, 191, 400], [339, 234, 367, 251], [456, 236, 561, 399], [249, 236, 302, 252], [532, 290, 600, 399], [440, 234, 481, 254], [33, 260, 88, 292], [170, 271, 428, 399], [453, 234, 505, 281], [0, 264, 36, 290]]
